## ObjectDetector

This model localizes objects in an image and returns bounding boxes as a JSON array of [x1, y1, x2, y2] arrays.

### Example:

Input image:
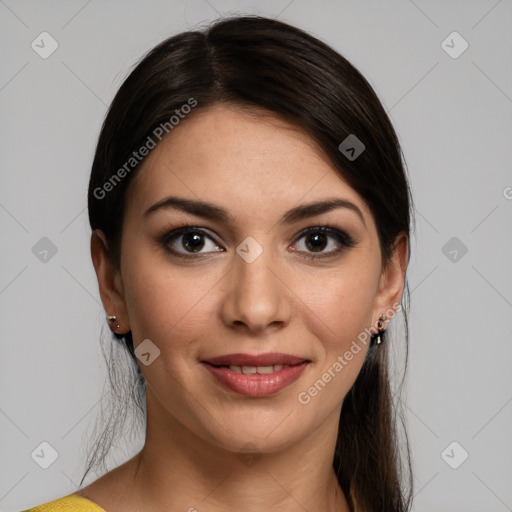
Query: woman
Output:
[[24, 14, 414, 512]]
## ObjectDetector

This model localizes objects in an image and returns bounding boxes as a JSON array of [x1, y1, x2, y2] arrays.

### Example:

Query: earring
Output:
[[107, 315, 120, 333], [106, 297, 121, 334], [375, 314, 388, 345]]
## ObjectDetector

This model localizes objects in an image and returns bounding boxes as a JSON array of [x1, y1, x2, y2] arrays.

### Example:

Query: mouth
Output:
[[202, 352, 309, 367], [200, 352, 311, 397], [204, 363, 298, 374]]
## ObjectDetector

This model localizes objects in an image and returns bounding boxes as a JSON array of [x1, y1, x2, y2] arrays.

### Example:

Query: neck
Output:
[[121, 390, 351, 512]]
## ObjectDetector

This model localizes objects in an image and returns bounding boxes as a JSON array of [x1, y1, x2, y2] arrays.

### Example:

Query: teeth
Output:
[[228, 364, 287, 374], [256, 365, 274, 374]]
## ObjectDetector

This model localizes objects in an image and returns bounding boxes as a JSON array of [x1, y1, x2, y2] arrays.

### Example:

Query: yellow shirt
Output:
[[22, 493, 106, 511]]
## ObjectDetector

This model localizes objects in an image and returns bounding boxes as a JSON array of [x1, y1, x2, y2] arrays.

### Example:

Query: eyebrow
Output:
[[144, 195, 366, 228]]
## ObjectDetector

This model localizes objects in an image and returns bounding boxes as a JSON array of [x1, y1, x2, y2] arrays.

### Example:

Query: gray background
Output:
[[1, 1, 511, 511]]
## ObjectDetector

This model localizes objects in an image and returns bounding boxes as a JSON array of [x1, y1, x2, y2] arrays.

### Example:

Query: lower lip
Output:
[[201, 362, 309, 397]]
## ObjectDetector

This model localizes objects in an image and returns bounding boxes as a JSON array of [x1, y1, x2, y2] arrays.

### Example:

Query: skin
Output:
[[82, 103, 408, 512]]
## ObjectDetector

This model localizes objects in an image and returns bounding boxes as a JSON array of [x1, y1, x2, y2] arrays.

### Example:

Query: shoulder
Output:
[[21, 493, 107, 512]]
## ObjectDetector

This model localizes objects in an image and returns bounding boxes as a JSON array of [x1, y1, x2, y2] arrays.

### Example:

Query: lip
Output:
[[201, 362, 309, 397], [202, 352, 308, 367]]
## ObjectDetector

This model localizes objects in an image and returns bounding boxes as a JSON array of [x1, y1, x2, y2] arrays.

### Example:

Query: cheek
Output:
[[292, 261, 379, 404], [121, 247, 220, 351], [297, 263, 378, 349], [296, 280, 375, 408]]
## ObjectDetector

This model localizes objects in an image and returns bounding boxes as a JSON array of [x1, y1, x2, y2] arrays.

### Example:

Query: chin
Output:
[[193, 407, 305, 454]]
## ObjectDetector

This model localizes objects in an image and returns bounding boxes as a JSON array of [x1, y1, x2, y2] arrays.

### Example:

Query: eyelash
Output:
[[158, 222, 357, 261]]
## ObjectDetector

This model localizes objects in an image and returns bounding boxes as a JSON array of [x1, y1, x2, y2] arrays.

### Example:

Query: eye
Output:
[[160, 224, 223, 258], [292, 226, 356, 260]]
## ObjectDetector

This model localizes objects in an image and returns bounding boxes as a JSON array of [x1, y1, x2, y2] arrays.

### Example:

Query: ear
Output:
[[90, 229, 130, 334], [372, 232, 409, 326]]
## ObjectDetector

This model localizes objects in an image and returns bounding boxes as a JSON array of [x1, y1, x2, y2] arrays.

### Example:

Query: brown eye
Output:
[[304, 231, 329, 252], [293, 226, 356, 260], [181, 232, 206, 252], [161, 226, 224, 257]]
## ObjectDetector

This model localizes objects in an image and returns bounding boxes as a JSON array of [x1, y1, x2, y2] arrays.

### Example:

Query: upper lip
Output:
[[202, 352, 309, 367]]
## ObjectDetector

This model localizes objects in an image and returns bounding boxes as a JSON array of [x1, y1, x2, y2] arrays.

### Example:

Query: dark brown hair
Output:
[[85, 15, 414, 511]]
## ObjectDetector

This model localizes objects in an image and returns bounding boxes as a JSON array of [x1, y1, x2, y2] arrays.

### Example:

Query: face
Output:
[[93, 103, 407, 454]]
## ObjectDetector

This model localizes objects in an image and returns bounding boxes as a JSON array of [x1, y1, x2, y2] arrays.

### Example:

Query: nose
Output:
[[221, 243, 291, 334]]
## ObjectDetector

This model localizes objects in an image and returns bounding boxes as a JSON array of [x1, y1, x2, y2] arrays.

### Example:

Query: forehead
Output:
[[125, 104, 372, 226]]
